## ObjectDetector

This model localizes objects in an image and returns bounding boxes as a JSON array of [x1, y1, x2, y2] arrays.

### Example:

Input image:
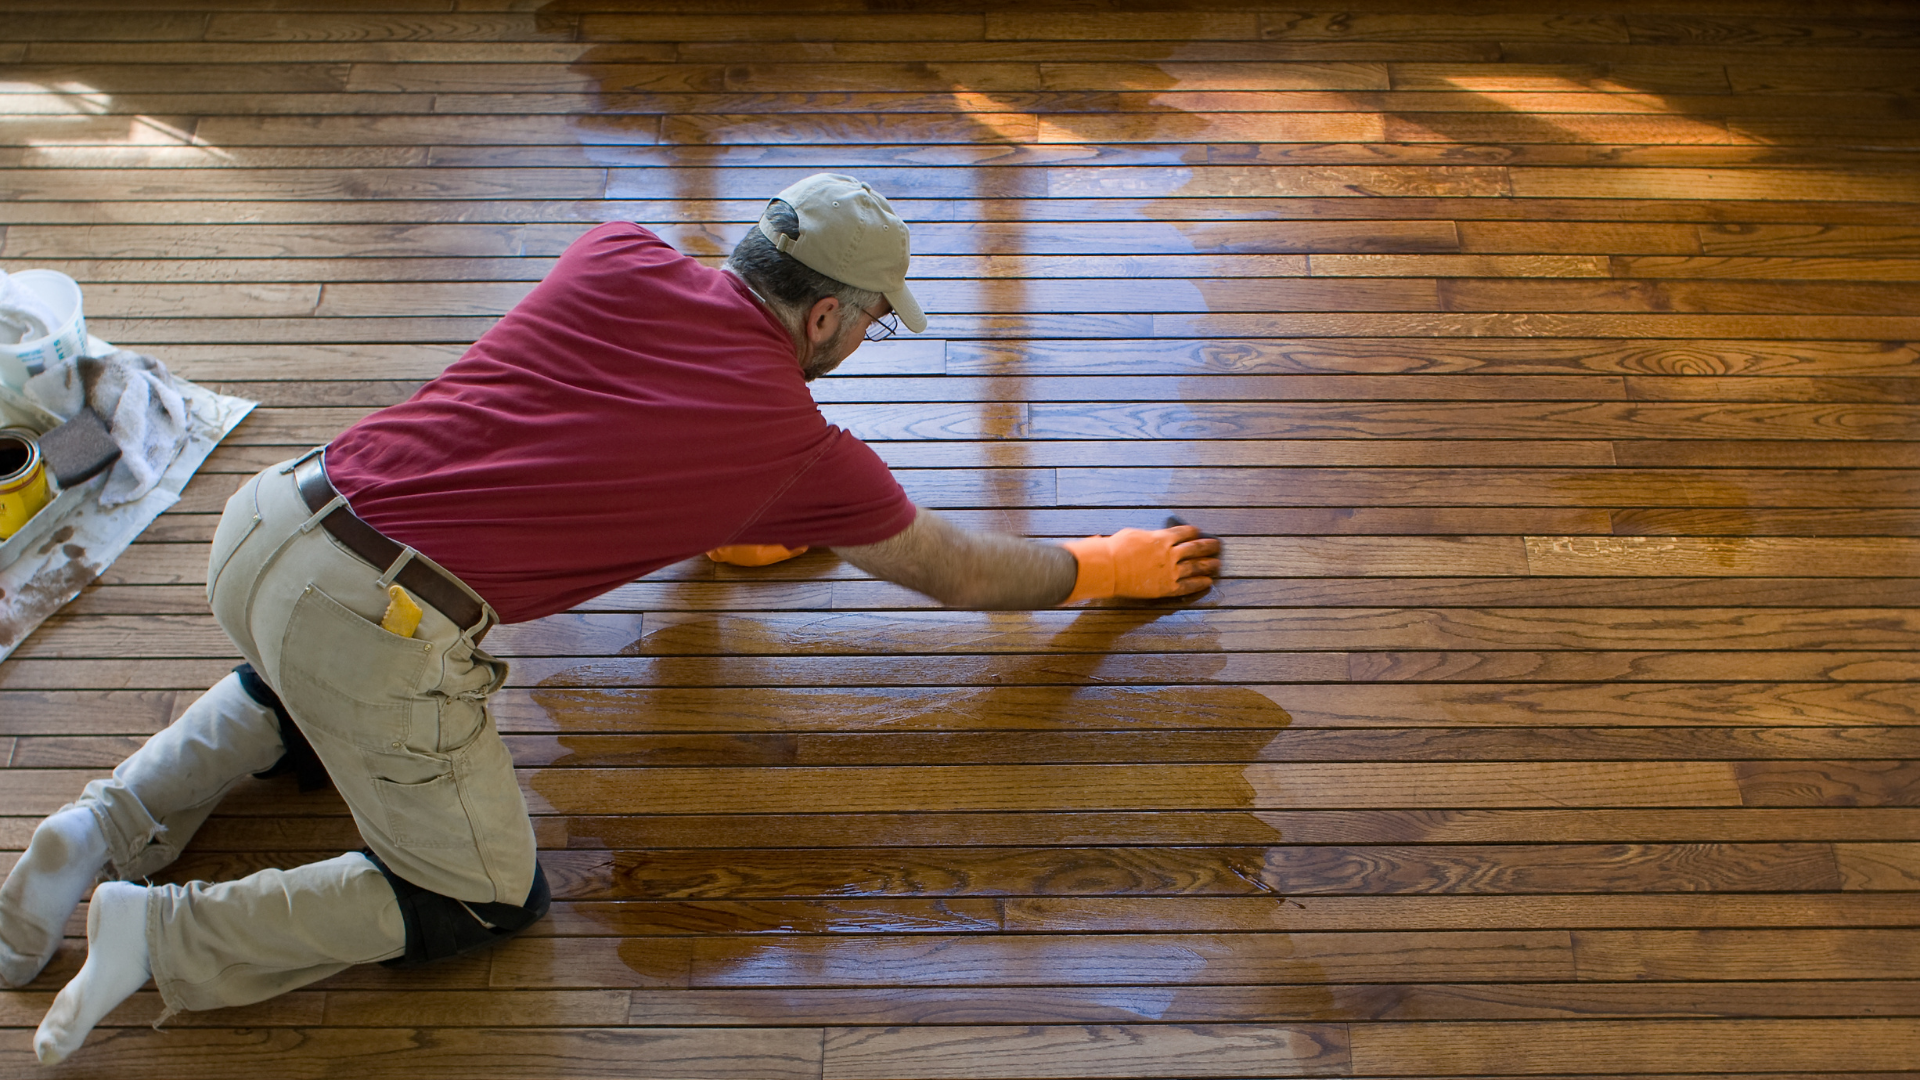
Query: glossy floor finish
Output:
[[2, 1, 1918, 1077]]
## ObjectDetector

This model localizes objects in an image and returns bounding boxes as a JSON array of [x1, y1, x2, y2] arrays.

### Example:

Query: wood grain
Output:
[[593, 843, 1843, 897], [0, 4, 1914, 1078], [480, 681, 1920, 734], [517, 762, 1748, 814], [553, 807, 1920, 847], [1344, 1019, 1920, 1074], [0, 1027, 822, 1080], [620, 983, 1920, 1026], [823, 1022, 1346, 1078]]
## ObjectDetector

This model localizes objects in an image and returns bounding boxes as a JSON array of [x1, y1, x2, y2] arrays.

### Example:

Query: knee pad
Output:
[[361, 850, 551, 968], [234, 663, 330, 792]]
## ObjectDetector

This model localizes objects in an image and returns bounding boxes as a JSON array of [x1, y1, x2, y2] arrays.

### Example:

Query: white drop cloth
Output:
[[0, 337, 255, 661]]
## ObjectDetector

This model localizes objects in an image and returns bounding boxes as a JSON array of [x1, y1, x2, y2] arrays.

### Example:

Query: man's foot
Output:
[[0, 806, 108, 987], [34, 881, 150, 1065]]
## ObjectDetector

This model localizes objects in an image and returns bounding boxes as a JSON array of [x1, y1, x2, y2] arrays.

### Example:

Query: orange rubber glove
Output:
[[705, 543, 809, 567], [1060, 525, 1220, 604]]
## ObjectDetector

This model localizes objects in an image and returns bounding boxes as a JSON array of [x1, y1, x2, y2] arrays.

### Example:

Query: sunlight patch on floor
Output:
[[0, 81, 234, 162]]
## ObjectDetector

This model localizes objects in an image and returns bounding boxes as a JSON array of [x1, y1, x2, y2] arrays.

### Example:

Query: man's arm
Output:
[[836, 505, 1221, 610], [836, 506, 1078, 609]]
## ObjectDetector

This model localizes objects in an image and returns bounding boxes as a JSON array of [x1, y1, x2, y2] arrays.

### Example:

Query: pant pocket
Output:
[[274, 582, 433, 750], [433, 639, 505, 754], [435, 695, 486, 759], [276, 581, 456, 851], [370, 770, 473, 849]]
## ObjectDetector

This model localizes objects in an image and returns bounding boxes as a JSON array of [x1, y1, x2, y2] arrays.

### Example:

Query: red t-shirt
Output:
[[324, 222, 916, 624]]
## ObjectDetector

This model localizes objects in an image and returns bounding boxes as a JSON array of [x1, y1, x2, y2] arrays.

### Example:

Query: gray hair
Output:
[[724, 199, 882, 332]]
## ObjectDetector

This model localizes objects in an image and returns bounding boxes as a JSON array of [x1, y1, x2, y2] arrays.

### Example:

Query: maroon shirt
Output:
[[325, 222, 915, 624]]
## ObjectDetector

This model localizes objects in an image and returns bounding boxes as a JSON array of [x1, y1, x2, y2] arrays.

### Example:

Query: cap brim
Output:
[[886, 283, 928, 334]]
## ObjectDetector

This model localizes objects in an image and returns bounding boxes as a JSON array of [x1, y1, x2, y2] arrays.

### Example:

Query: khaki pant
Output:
[[73, 452, 536, 1013]]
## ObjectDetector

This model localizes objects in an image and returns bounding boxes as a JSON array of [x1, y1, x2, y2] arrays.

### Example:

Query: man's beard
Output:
[[799, 322, 863, 382]]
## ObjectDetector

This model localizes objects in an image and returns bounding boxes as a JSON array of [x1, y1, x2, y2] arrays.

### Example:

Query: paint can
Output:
[[0, 428, 53, 539]]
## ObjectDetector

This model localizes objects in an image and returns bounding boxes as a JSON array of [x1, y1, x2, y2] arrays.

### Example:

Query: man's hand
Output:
[[834, 508, 1221, 609], [1061, 524, 1221, 603], [706, 543, 808, 566]]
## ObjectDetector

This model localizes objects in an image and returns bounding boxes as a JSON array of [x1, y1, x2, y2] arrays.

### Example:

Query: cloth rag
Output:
[[0, 271, 61, 345], [24, 351, 191, 507]]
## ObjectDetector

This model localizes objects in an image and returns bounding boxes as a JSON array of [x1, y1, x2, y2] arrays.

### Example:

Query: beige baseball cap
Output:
[[756, 173, 927, 334]]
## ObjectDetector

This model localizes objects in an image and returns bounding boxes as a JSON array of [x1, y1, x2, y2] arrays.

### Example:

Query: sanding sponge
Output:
[[1166, 515, 1219, 547], [36, 407, 121, 489]]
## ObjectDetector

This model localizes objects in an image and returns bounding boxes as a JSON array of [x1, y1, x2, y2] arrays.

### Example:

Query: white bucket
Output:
[[0, 270, 89, 390]]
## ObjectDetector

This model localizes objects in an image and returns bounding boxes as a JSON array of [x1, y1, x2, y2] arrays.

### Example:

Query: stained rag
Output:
[[24, 350, 191, 507]]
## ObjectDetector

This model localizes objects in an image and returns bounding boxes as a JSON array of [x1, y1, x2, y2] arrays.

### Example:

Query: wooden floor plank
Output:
[[1345, 1018, 1920, 1075], [630, 984, 1920, 1026], [663, 930, 1575, 986], [820, 1021, 1346, 1078], [147, 807, 1920, 848], [588, 843, 1845, 897], [826, 1018, 1920, 1077], [0, 1027, 822, 1080], [513, 762, 1751, 814]]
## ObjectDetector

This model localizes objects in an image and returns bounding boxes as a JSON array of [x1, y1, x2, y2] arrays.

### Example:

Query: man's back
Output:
[[326, 222, 914, 623]]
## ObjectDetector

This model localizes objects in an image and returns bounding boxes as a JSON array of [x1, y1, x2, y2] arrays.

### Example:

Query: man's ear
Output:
[[805, 296, 842, 344]]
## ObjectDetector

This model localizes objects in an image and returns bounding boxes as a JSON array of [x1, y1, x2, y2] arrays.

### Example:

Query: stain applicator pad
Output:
[[35, 406, 121, 489]]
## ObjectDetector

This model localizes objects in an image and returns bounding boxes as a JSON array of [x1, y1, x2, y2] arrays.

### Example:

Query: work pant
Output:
[[71, 452, 536, 1013]]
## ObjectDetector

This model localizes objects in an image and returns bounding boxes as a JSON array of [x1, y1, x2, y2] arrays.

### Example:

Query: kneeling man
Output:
[[0, 173, 1219, 1063]]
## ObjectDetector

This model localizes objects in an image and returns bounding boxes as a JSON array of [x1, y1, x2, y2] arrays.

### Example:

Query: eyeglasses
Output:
[[858, 305, 900, 342]]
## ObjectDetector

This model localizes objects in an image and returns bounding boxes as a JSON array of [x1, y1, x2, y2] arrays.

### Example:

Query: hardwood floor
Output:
[[1, 1, 1916, 1076]]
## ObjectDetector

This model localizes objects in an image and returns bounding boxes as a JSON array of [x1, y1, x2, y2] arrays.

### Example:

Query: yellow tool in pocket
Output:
[[380, 584, 424, 638]]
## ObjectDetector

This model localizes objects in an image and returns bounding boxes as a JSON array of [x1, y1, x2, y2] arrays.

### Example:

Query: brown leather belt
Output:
[[293, 453, 485, 631]]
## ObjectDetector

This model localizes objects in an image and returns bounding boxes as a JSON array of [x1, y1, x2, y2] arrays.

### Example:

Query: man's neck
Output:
[[722, 266, 811, 366]]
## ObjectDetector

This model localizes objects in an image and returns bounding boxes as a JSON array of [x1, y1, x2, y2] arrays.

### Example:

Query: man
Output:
[[0, 173, 1220, 1063]]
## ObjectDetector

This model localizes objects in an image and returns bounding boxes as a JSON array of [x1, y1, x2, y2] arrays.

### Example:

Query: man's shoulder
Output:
[[591, 220, 659, 241], [564, 222, 731, 286], [571, 220, 674, 259]]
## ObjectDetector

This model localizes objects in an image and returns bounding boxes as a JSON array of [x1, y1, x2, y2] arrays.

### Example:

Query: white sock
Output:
[[34, 881, 150, 1065], [0, 806, 108, 987]]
